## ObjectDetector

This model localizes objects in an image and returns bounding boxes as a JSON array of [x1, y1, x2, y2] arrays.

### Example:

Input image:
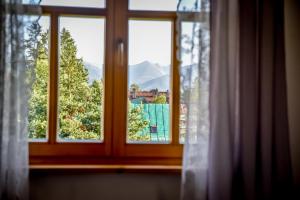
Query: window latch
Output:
[[118, 39, 124, 67]]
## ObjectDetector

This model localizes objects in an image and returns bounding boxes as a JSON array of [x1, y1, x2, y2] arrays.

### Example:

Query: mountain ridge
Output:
[[84, 61, 173, 91]]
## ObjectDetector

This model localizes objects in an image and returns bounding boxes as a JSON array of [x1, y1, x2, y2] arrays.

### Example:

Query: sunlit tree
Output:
[[128, 102, 150, 141], [153, 94, 167, 104], [28, 27, 149, 141]]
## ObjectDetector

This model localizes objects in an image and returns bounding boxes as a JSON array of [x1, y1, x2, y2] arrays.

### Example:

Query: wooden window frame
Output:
[[28, 0, 183, 168]]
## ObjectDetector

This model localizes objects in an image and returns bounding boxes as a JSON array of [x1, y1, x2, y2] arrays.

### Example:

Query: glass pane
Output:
[[58, 17, 105, 142], [26, 16, 50, 141], [179, 21, 209, 144], [129, 0, 177, 11], [23, 0, 105, 8], [127, 20, 172, 143]]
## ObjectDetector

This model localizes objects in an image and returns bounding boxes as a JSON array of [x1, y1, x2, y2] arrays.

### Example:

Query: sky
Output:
[[30, 0, 186, 67], [129, 20, 172, 66], [129, 0, 177, 11], [60, 17, 105, 67]]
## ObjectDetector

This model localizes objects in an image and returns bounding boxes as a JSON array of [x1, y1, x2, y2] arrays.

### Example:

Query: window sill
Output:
[[29, 164, 182, 173]]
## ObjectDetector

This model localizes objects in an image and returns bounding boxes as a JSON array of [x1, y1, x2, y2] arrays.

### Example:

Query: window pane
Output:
[[179, 22, 210, 144], [129, 0, 177, 11], [26, 16, 50, 141], [58, 17, 105, 142], [23, 0, 105, 8], [127, 20, 172, 143]]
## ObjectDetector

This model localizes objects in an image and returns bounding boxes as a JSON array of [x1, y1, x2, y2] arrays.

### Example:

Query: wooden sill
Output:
[[30, 164, 182, 173]]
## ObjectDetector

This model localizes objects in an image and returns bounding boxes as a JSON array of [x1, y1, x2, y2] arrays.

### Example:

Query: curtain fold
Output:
[[237, 0, 293, 199], [0, 0, 40, 199], [209, 0, 239, 199], [178, 0, 293, 199]]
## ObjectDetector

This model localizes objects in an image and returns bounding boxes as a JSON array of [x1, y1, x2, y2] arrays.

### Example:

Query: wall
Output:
[[285, 0, 300, 190], [30, 172, 181, 200]]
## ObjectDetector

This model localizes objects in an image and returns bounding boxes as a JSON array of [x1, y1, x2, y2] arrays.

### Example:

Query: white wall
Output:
[[285, 0, 300, 190], [30, 172, 181, 200]]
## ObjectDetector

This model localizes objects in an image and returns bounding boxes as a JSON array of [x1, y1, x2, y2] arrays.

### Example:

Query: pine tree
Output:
[[27, 28, 49, 139], [28, 27, 149, 142], [58, 28, 101, 140]]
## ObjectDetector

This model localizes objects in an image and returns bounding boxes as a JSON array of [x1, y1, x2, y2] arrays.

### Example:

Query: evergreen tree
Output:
[[58, 28, 101, 140], [28, 27, 149, 141], [27, 28, 49, 139]]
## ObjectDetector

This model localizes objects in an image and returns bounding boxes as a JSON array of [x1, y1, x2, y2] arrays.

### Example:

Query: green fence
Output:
[[132, 103, 170, 142]]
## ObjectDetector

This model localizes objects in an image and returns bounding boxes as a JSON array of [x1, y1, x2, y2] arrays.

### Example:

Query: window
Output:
[[26, 0, 182, 166], [58, 16, 105, 142], [127, 20, 172, 143], [179, 22, 202, 144], [27, 16, 50, 142]]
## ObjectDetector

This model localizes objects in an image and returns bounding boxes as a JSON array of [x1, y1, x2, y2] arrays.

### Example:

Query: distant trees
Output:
[[153, 94, 167, 104]]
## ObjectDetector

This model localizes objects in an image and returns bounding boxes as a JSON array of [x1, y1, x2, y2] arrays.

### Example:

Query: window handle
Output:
[[118, 40, 124, 67]]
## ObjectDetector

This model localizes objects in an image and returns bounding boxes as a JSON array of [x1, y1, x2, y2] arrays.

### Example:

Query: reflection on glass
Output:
[[58, 17, 105, 142], [179, 22, 210, 144], [129, 0, 177, 11], [23, 0, 105, 8], [26, 16, 50, 141], [127, 20, 172, 143]]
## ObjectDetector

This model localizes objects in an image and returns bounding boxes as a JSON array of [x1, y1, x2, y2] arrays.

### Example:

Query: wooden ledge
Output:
[[30, 164, 182, 173]]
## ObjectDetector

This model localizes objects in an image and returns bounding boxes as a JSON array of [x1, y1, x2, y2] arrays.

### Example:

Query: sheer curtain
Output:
[[0, 0, 40, 199], [177, 0, 210, 199], [178, 0, 293, 199]]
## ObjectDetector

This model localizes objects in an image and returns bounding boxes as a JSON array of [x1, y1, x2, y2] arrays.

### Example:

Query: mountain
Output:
[[83, 62, 102, 84], [83, 60, 171, 91], [139, 74, 170, 91], [129, 61, 169, 85]]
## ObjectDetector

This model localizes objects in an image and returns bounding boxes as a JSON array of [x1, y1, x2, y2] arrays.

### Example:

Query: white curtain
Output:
[[0, 0, 40, 199], [177, 0, 210, 200]]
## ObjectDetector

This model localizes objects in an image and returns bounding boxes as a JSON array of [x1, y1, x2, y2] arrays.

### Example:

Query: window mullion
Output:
[[48, 13, 59, 144], [171, 18, 180, 145], [111, 0, 129, 156], [102, 0, 115, 155]]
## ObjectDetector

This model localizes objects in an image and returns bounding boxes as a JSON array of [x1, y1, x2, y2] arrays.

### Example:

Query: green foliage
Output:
[[57, 28, 103, 140], [28, 27, 149, 141], [128, 102, 150, 142], [153, 94, 167, 104], [27, 29, 49, 139], [27, 28, 104, 140]]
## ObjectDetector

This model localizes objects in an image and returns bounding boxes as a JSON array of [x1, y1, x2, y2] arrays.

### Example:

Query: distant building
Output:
[[129, 88, 170, 103]]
